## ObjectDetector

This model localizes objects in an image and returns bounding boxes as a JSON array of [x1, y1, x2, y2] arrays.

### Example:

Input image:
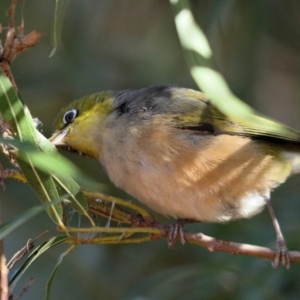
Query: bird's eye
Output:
[[63, 109, 78, 125]]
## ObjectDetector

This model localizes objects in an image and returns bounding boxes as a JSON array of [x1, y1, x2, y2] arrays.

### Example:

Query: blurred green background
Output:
[[2, 0, 300, 299]]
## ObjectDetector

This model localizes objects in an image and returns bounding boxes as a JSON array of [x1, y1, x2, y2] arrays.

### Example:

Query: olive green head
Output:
[[50, 91, 114, 158]]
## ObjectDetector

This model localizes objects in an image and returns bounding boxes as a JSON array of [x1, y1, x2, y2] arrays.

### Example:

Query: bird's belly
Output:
[[121, 174, 269, 223], [102, 134, 292, 223]]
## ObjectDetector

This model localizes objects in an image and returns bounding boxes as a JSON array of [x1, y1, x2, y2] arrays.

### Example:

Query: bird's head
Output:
[[50, 92, 114, 159]]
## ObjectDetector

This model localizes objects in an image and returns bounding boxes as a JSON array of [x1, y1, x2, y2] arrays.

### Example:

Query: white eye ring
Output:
[[63, 109, 78, 125]]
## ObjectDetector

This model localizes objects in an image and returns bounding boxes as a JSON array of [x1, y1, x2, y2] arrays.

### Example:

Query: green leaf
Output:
[[170, 0, 298, 139], [18, 146, 105, 191], [50, 0, 70, 57], [45, 245, 75, 300], [0, 71, 63, 224], [170, 0, 254, 115], [0, 71, 94, 224], [33, 128, 90, 215], [8, 236, 68, 290], [0, 137, 106, 192]]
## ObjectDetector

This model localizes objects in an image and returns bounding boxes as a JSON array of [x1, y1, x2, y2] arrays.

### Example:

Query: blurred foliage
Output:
[[1, 0, 300, 299]]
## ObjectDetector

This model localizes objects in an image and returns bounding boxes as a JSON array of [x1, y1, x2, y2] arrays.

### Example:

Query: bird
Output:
[[49, 85, 300, 268]]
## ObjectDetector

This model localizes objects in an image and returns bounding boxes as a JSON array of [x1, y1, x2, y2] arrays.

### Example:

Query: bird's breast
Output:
[[101, 125, 292, 222]]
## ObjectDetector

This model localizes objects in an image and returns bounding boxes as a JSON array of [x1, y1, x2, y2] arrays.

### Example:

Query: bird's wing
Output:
[[115, 85, 300, 144], [170, 92, 300, 144]]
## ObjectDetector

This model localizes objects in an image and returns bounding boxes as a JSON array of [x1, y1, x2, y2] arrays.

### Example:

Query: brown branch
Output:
[[3, 176, 300, 268], [149, 222, 300, 267], [0, 1, 42, 90], [184, 232, 300, 264], [67, 198, 300, 268], [54, 192, 299, 268], [0, 112, 21, 191], [0, 244, 8, 300], [63, 218, 300, 267]]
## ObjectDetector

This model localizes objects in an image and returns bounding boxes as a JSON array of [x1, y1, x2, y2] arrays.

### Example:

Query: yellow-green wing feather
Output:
[[171, 89, 300, 144]]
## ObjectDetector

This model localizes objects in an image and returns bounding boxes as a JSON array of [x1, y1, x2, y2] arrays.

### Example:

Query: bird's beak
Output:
[[49, 127, 69, 146]]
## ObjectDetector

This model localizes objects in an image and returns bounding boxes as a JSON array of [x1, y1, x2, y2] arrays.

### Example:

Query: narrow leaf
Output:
[[8, 236, 68, 290], [0, 71, 94, 224], [50, 0, 70, 57], [45, 245, 75, 300], [170, 0, 297, 138]]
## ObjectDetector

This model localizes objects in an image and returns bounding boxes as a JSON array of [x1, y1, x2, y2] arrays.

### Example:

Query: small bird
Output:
[[50, 85, 300, 268]]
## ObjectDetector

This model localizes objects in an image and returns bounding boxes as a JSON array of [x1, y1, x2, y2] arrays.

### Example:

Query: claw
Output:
[[167, 219, 197, 248], [168, 220, 185, 248], [272, 238, 290, 269]]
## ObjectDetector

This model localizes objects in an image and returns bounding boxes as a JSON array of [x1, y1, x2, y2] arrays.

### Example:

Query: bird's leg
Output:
[[265, 197, 290, 269], [168, 218, 196, 248]]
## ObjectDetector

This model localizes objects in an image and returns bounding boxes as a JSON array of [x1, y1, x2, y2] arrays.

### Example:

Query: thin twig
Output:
[[184, 232, 300, 264], [7, 231, 49, 270], [14, 277, 34, 300]]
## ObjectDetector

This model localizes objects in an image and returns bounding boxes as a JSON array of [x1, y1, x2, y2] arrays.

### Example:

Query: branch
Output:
[[149, 221, 300, 267], [184, 232, 300, 264], [0, 1, 42, 90], [67, 195, 300, 267], [3, 174, 300, 267]]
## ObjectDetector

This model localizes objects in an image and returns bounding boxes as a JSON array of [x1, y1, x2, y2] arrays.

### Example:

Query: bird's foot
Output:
[[168, 219, 191, 248], [272, 238, 290, 269], [168, 221, 185, 248], [265, 197, 291, 269]]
